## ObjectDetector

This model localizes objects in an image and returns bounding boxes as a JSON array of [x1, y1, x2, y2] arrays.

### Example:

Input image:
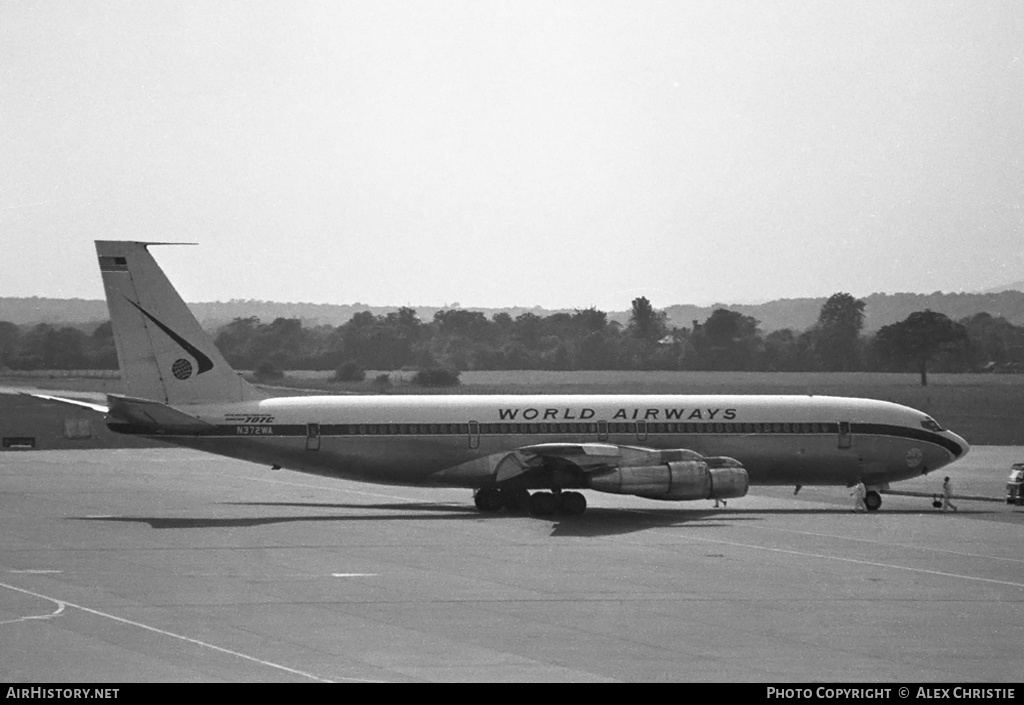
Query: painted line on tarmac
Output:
[[753, 525, 1024, 565], [0, 592, 65, 626], [628, 509, 1024, 589], [0, 580, 380, 683], [641, 529, 1024, 589]]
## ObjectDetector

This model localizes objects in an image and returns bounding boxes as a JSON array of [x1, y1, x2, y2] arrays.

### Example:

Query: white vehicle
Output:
[[29, 241, 970, 516]]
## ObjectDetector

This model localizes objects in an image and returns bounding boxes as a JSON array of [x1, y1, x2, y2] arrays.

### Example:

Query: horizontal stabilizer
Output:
[[15, 390, 213, 433], [106, 395, 214, 431], [20, 392, 109, 414]]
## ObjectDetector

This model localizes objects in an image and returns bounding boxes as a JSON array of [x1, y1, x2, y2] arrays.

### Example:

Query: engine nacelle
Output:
[[588, 456, 748, 501]]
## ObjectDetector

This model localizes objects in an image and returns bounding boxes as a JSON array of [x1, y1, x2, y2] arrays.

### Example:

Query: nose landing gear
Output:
[[864, 490, 882, 511]]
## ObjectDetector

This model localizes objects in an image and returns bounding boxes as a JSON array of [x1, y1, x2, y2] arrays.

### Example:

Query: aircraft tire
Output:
[[529, 492, 559, 516], [475, 488, 504, 512], [865, 490, 882, 512], [558, 491, 587, 516], [501, 488, 531, 512]]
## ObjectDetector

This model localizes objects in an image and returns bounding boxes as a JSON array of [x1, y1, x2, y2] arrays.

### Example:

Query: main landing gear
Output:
[[473, 488, 587, 516]]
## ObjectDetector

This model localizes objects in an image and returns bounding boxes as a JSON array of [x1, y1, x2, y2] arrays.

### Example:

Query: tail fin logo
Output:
[[171, 358, 194, 380], [125, 298, 214, 376]]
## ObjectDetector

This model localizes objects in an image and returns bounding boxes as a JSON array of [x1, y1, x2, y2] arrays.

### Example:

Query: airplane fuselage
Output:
[[110, 393, 967, 491]]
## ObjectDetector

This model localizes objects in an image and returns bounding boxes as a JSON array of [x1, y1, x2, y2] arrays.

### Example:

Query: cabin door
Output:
[[837, 421, 852, 450], [468, 420, 480, 449], [306, 423, 321, 451]]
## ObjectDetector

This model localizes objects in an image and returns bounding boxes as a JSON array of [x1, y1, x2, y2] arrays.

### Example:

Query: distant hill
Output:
[[667, 291, 1024, 332], [980, 280, 1024, 294], [859, 291, 1024, 330], [0, 298, 110, 326], [0, 297, 576, 330], [4, 291, 1024, 333]]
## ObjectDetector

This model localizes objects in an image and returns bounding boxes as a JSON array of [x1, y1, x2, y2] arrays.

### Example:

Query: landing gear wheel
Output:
[[501, 488, 532, 513], [529, 491, 559, 516], [558, 491, 587, 516], [474, 488, 504, 512], [865, 490, 882, 512]]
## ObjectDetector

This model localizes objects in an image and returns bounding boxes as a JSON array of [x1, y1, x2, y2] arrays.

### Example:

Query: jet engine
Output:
[[587, 452, 748, 501]]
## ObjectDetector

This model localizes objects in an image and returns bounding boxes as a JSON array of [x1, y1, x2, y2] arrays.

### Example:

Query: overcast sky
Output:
[[2, 1, 1022, 311]]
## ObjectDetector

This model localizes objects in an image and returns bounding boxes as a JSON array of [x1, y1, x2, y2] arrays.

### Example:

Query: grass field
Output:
[[2, 369, 1022, 445]]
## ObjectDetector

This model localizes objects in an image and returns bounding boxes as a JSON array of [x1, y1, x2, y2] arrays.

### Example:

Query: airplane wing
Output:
[[484, 442, 623, 482], [440, 441, 746, 502], [487, 442, 706, 482], [515, 442, 625, 466]]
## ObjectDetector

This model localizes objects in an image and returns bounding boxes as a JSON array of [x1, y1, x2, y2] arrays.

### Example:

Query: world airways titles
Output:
[[497, 407, 738, 422]]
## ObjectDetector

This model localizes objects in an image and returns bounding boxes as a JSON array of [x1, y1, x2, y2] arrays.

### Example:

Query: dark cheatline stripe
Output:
[[853, 423, 963, 457], [106, 420, 964, 456]]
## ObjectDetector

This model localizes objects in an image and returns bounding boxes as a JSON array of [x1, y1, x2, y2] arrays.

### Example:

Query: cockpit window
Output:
[[920, 417, 944, 432]]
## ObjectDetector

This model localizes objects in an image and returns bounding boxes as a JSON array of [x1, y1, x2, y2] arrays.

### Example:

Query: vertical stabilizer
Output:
[[96, 241, 264, 405]]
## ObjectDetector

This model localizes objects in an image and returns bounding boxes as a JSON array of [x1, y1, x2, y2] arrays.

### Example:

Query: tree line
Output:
[[2, 294, 1023, 385]]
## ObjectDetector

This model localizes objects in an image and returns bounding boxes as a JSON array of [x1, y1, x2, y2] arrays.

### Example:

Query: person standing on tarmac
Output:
[[851, 480, 867, 512], [942, 476, 958, 512]]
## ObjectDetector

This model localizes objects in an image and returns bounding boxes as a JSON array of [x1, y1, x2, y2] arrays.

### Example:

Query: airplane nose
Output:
[[947, 431, 970, 459]]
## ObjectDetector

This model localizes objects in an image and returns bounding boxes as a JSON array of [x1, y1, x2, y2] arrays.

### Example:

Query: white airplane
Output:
[[29, 241, 970, 516]]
